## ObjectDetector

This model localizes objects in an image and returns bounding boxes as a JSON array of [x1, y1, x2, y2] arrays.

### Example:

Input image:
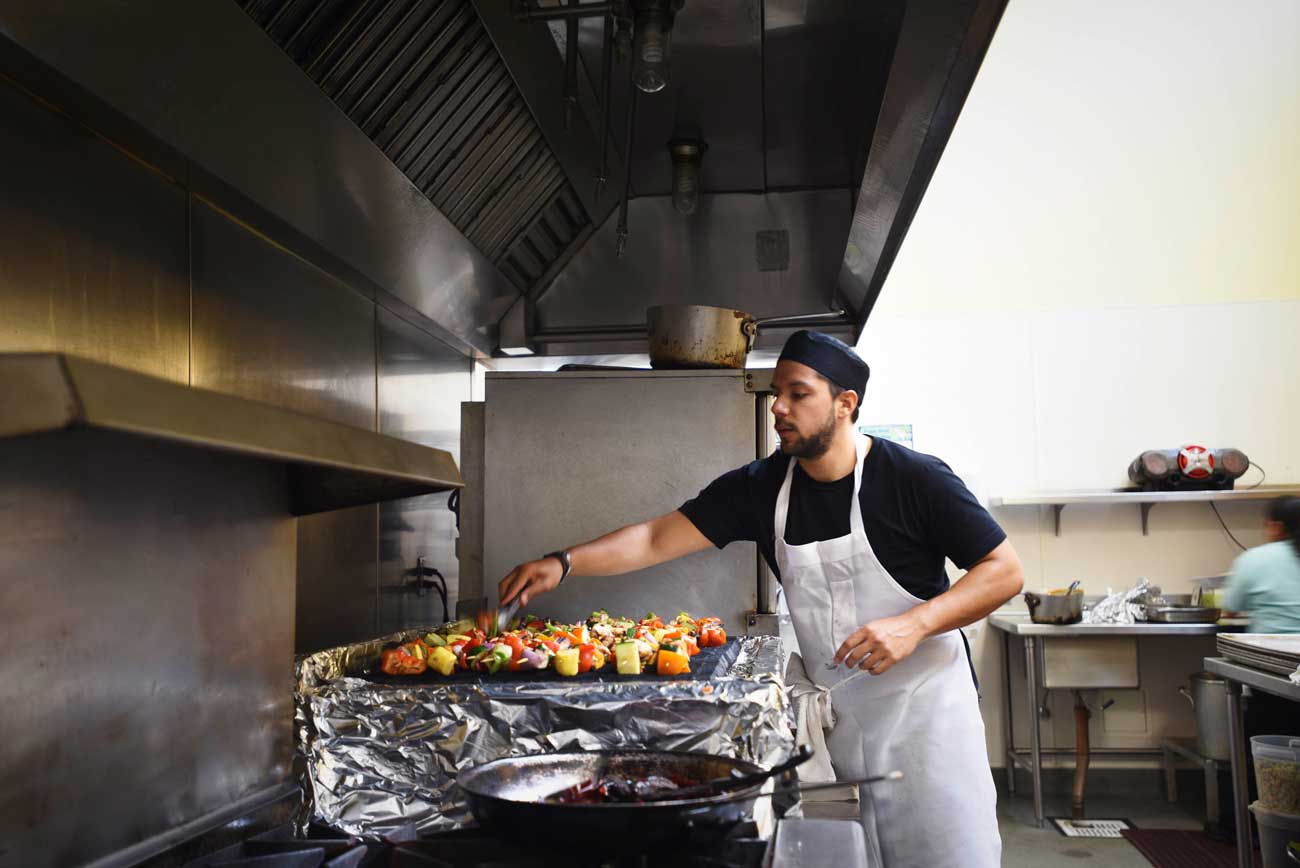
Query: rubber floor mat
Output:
[[1121, 829, 1250, 868]]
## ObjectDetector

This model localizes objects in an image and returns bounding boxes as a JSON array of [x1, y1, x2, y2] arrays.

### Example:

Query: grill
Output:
[[237, 0, 589, 292]]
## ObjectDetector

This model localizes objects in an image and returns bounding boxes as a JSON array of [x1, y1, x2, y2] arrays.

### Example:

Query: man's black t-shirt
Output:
[[679, 437, 1005, 599]]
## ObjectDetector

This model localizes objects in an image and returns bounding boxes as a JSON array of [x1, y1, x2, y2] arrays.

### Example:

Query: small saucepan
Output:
[[1024, 581, 1084, 625], [646, 305, 846, 369]]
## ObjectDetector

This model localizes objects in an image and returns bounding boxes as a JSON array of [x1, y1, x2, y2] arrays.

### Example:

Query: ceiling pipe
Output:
[[595, 12, 615, 198], [563, 0, 580, 128], [616, 61, 638, 258], [512, 1, 621, 21]]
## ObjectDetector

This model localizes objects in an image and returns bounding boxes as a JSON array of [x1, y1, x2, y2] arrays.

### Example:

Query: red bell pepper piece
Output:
[[699, 626, 726, 647], [578, 643, 597, 673]]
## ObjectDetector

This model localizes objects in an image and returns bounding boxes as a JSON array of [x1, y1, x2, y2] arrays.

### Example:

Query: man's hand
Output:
[[834, 611, 926, 676], [832, 539, 1024, 676], [499, 556, 564, 607]]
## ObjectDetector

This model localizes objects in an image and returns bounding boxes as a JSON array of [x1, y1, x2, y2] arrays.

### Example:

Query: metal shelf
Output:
[[989, 487, 1300, 536], [0, 353, 463, 514]]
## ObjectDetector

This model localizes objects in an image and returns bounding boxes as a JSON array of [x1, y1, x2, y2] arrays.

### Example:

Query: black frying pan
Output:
[[456, 750, 773, 847]]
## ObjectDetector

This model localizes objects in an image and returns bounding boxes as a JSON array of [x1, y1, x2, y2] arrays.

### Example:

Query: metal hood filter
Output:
[[239, 0, 589, 293]]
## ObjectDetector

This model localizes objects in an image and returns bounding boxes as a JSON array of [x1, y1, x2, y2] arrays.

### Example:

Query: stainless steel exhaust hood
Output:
[[234, 0, 1006, 355], [0, 0, 1006, 361]]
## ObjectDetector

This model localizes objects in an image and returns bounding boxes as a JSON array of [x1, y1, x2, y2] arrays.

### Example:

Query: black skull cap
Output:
[[776, 330, 870, 398]]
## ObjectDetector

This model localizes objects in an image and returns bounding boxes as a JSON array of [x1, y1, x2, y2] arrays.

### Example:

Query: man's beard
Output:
[[779, 409, 837, 459]]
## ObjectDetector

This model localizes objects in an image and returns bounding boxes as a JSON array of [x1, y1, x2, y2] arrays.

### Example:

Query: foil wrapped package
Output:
[[294, 632, 793, 835], [1082, 578, 1164, 624]]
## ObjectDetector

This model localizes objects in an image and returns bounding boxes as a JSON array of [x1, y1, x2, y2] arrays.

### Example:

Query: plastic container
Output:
[[1191, 574, 1227, 610], [1252, 736, 1300, 815], [1248, 802, 1300, 868]]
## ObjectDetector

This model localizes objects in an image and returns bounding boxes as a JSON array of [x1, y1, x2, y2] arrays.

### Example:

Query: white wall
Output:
[[858, 0, 1300, 767]]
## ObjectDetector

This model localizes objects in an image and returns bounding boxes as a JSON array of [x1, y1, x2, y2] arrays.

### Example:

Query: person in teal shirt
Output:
[[1223, 495, 1300, 633]]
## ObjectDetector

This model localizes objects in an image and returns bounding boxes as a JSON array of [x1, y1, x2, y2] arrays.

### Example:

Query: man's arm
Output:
[[498, 510, 713, 607], [835, 539, 1024, 674]]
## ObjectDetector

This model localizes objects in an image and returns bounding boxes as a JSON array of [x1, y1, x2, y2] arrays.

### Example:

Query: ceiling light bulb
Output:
[[632, 0, 682, 94], [633, 17, 670, 93], [668, 133, 707, 215]]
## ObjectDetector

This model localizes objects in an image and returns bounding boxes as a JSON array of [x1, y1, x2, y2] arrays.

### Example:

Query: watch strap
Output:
[[545, 549, 572, 583]]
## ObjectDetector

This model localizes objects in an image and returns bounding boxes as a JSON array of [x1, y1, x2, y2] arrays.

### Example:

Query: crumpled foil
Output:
[[294, 632, 793, 835], [1082, 578, 1164, 624]]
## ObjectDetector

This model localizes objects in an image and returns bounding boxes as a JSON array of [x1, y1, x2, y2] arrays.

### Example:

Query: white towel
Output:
[[785, 652, 859, 803]]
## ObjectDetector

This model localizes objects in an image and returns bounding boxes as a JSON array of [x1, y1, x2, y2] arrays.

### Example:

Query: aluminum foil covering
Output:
[[1082, 578, 1164, 624], [294, 632, 793, 835]]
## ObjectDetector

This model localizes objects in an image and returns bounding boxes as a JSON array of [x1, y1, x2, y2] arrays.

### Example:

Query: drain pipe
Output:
[[1072, 690, 1091, 819]]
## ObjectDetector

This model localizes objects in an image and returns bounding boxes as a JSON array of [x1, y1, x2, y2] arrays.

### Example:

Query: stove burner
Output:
[[183, 824, 370, 868]]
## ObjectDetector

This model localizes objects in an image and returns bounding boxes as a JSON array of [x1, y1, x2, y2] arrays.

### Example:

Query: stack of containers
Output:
[[1249, 736, 1300, 867]]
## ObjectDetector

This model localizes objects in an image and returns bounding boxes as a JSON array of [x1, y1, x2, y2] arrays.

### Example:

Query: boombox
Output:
[[1127, 445, 1250, 491]]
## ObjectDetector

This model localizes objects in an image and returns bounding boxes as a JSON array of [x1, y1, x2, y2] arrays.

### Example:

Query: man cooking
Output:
[[497, 330, 1023, 868]]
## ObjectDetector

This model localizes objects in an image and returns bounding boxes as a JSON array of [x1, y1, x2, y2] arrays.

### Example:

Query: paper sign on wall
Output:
[[859, 423, 913, 449]]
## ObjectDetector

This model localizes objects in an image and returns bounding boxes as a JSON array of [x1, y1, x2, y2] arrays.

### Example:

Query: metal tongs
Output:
[[476, 597, 521, 637]]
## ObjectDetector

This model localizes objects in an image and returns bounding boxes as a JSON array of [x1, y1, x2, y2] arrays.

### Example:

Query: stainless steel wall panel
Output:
[[189, 199, 376, 430], [189, 198, 381, 654], [536, 189, 851, 348], [0, 0, 519, 357], [483, 370, 758, 633], [457, 401, 487, 613], [0, 430, 295, 868], [296, 505, 380, 653], [0, 80, 189, 382], [376, 308, 472, 635]]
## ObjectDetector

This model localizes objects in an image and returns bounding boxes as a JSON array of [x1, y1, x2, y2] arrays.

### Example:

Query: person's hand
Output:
[[833, 611, 927, 676], [498, 556, 565, 608]]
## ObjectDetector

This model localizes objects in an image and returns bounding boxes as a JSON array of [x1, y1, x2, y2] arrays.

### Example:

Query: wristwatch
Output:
[[545, 549, 572, 583]]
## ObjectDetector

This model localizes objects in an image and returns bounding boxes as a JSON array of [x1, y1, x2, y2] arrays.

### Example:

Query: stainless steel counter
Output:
[[991, 611, 1226, 827], [1204, 658, 1300, 868], [989, 612, 1222, 637]]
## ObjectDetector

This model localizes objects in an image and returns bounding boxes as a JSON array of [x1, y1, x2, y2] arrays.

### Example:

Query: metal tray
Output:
[[1146, 606, 1221, 624]]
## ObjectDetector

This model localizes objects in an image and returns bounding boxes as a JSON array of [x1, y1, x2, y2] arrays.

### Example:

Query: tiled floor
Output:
[[1000, 790, 1207, 867]]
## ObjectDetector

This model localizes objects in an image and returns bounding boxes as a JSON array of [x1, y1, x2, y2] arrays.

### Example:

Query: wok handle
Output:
[[703, 770, 904, 807], [670, 745, 815, 801]]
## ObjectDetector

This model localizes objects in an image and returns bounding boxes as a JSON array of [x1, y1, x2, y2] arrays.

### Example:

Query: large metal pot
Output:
[[1023, 588, 1084, 625], [646, 305, 844, 369], [1179, 671, 1231, 761]]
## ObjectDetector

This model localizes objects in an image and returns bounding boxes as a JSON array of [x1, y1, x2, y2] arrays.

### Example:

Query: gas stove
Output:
[[162, 795, 772, 868], [177, 824, 768, 868]]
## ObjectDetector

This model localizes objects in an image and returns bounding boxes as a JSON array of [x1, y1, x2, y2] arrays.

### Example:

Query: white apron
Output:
[[775, 433, 1001, 868]]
